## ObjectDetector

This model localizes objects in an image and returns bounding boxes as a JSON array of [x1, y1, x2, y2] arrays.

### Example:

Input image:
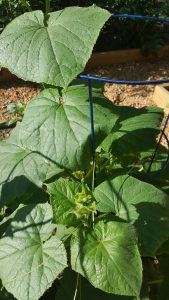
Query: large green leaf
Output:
[[0, 85, 118, 207], [94, 180, 116, 213], [0, 124, 61, 208], [0, 7, 110, 87], [101, 106, 163, 162], [71, 221, 142, 297], [56, 268, 136, 300], [20, 86, 119, 170], [94, 175, 169, 256], [47, 179, 81, 227], [0, 203, 67, 300]]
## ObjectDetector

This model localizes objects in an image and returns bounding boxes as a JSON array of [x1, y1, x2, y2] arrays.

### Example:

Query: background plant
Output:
[[0, 0, 169, 51]]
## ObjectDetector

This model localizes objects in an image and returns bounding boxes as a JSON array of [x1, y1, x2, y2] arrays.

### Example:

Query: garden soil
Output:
[[0, 59, 169, 146]]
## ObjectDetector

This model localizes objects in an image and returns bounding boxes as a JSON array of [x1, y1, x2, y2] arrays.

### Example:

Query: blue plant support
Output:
[[80, 14, 169, 178], [148, 113, 169, 176]]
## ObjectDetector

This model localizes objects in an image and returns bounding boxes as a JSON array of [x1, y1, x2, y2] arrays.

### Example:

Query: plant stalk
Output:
[[73, 273, 80, 300], [148, 279, 163, 285], [45, 0, 51, 14], [20, 0, 32, 12]]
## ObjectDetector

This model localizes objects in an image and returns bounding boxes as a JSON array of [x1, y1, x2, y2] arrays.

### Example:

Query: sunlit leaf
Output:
[[0, 7, 110, 87], [94, 175, 169, 256], [71, 221, 142, 296], [0, 203, 67, 300]]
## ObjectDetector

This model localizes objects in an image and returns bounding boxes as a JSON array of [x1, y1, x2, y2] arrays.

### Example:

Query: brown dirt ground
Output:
[[0, 80, 40, 140], [91, 59, 169, 148], [91, 60, 169, 108], [0, 60, 169, 146]]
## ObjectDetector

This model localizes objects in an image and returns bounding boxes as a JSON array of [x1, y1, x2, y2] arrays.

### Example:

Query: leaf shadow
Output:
[[112, 175, 169, 256], [133, 202, 169, 256], [0, 149, 82, 208], [1, 175, 48, 208], [111, 128, 160, 156], [96, 174, 169, 256], [0, 203, 52, 239], [99, 104, 162, 156]]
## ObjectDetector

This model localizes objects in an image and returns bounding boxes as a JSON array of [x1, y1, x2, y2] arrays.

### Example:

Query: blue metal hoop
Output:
[[112, 14, 169, 24], [80, 13, 169, 180]]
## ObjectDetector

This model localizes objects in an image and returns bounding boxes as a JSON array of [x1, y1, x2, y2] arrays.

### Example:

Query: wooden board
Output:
[[153, 84, 169, 114], [1, 45, 169, 81], [0, 68, 17, 83], [86, 45, 169, 69]]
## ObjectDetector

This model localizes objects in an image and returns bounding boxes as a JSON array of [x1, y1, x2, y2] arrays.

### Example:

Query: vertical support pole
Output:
[[88, 79, 95, 190], [147, 113, 169, 173]]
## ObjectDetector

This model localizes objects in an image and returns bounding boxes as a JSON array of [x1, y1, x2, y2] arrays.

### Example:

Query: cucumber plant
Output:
[[0, 2, 168, 300]]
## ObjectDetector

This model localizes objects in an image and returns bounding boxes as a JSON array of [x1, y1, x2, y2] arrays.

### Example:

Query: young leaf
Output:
[[94, 175, 169, 256], [0, 7, 111, 87], [19, 86, 119, 170], [0, 203, 67, 300], [47, 179, 96, 227], [47, 179, 81, 227], [71, 221, 142, 297]]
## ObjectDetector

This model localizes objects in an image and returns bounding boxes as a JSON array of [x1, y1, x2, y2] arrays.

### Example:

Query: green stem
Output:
[[73, 273, 80, 300], [91, 161, 96, 228], [91, 161, 95, 192], [148, 279, 163, 285], [45, 0, 51, 14], [20, 0, 32, 12]]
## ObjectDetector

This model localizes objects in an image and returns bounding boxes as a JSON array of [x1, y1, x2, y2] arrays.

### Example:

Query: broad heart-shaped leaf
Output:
[[0, 203, 67, 300], [47, 179, 81, 227], [0, 85, 118, 207], [101, 106, 163, 162], [94, 175, 169, 256], [0, 124, 62, 208], [0, 7, 110, 87], [56, 268, 136, 300], [20, 86, 119, 170], [71, 221, 142, 297]]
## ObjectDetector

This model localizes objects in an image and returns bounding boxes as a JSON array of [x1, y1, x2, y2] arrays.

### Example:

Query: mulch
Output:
[[0, 60, 169, 147]]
